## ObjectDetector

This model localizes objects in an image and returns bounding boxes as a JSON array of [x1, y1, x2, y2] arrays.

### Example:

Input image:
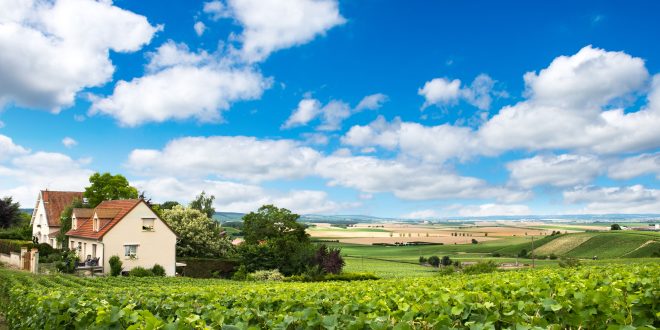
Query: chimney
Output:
[[72, 215, 78, 230]]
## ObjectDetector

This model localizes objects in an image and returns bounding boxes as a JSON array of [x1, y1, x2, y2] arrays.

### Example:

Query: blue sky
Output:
[[1, 0, 659, 217]]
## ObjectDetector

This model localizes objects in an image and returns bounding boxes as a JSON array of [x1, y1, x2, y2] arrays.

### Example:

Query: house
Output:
[[30, 190, 84, 248], [66, 199, 177, 276]]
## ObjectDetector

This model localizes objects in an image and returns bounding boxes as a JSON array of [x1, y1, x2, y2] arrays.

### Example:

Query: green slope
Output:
[[533, 231, 660, 259]]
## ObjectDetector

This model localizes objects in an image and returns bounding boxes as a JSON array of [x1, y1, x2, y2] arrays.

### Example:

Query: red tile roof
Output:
[[66, 199, 142, 240], [41, 191, 84, 227]]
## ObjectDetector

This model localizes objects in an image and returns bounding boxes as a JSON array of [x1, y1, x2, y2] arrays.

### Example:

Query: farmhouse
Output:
[[30, 190, 83, 248], [66, 199, 177, 276]]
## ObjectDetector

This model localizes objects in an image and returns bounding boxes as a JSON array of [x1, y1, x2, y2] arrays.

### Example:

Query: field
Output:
[[1, 264, 658, 329]]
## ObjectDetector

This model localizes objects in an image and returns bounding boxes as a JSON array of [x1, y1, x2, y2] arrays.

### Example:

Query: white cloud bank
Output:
[[419, 74, 500, 110], [457, 204, 532, 217], [564, 185, 660, 214], [0, 0, 159, 111]]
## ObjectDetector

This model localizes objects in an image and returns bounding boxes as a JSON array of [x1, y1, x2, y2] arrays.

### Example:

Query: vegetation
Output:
[[611, 223, 622, 230], [0, 264, 657, 328], [109, 255, 123, 276], [129, 266, 154, 277], [189, 191, 216, 219], [151, 264, 166, 277], [84, 172, 139, 207], [161, 205, 233, 258], [54, 250, 78, 274], [0, 197, 22, 229]]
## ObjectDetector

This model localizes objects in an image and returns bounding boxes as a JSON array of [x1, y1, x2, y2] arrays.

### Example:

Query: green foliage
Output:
[[549, 253, 558, 260], [313, 244, 345, 274], [189, 191, 215, 219], [151, 264, 166, 277], [437, 266, 456, 276], [161, 205, 233, 258], [242, 205, 308, 244], [247, 269, 285, 281], [463, 261, 498, 275], [109, 255, 123, 276], [285, 272, 379, 282], [558, 257, 581, 268], [427, 255, 440, 267], [55, 250, 78, 274], [440, 255, 452, 266], [0, 264, 657, 329], [0, 196, 22, 229], [84, 172, 139, 207], [0, 239, 32, 254], [611, 223, 622, 230], [129, 266, 154, 277], [418, 256, 427, 264], [231, 265, 249, 280], [518, 248, 528, 258], [160, 201, 180, 210], [177, 257, 238, 278]]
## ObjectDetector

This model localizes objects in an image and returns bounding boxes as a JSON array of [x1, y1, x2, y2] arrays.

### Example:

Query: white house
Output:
[[66, 199, 178, 276], [30, 190, 84, 248]]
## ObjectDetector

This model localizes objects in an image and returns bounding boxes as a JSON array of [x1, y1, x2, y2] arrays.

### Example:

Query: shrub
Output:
[[549, 253, 558, 260], [427, 255, 440, 267], [491, 252, 501, 257], [151, 264, 166, 277], [178, 257, 238, 278], [313, 244, 345, 274], [54, 250, 78, 274], [129, 266, 154, 277], [558, 257, 581, 268], [471, 239, 478, 244], [518, 249, 528, 258], [611, 224, 622, 230], [232, 265, 248, 280], [247, 269, 284, 281], [285, 272, 379, 282], [418, 256, 427, 264], [109, 255, 123, 276], [440, 256, 452, 266], [437, 266, 455, 276], [463, 261, 498, 275], [0, 239, 31, 254]]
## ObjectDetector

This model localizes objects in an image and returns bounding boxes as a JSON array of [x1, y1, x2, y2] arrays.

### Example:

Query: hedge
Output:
[[0, 239, 32, 255], [176, 257, 239, 278]]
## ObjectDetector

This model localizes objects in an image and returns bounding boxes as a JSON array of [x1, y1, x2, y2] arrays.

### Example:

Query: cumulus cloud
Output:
[[0, 0, 159, 111], [91, 41, 271, 126], [62, 137, 77, 148], [194, 21, 206, 36], [456, 204, 532, 217], [564, 185, 660, 214], [419, 74, 500, 110], [402, 209, 439, 219], [354, 93, 388, 112], [507, 154, 603, 188], [608, 152, 660, 180], [217, 0, 345, 62], [126, 136, 321, 182], [283, 94, 385, 131], [134, 177, 353, 214]]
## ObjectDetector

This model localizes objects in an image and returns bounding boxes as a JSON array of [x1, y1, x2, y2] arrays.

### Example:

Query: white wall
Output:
[[0, 252, 21, 268], [102, 202, 177, 276], [68, 237, 104, 264], [32, 197, 51, 245]]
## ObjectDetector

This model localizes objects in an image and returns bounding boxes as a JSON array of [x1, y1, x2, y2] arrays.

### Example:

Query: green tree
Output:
[[57, 198, 86, 248], [84, 172, 138, 207], [427, 255, 440, 267], [189, 191, 216, 219], [611, 224, 622, 230], [242, 205, 308, 244], [161, 205, 233, 258], [0, 197, 22, 229], [160, 201, 180, 210]]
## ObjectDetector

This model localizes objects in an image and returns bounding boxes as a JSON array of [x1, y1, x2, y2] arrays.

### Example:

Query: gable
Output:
[[41, 191, 84, 227]]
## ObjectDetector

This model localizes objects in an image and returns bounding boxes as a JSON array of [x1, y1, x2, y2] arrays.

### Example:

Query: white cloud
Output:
[[0, 134, 29, 161], [564, 185, 660, 214], [126, 136, 321, 182], [282, 98, 322, 129], [419, 74, 500, 110], [457, 204, 532, 217], [354, 93, 388, 112], [507, 154, 603, 188], [134, 177, 352, 214], [315, 154, 529, 202], [194, 21, 206, 36], [0, 0, 159, 111], [608, 152, 660, 180], [220, 0, 345, 62], [62, 137, 78, 148], [282, 97, 366, 131], [402, 209, 439, 219], [317, 100, 351, 131], [203, 1, 230, 21], [91, 42, 271, 126]]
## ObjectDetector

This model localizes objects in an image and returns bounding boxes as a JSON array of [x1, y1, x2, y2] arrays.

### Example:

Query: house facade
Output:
[[30, 190, 84, 248], [66, 199, 177, 276]]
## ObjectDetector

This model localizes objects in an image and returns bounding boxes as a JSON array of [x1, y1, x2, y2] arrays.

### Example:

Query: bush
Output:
[[109, 255, 123, 276], [129, 266, 154, 277], [471, 239, 478, 244], [518, 249, 528, 258], [313, 244, 345, 274], [151, 264, 166, 277], [427, 255, 440, 267], [55, 250, 78, 274], [437, 266, 455, 276], [491, 252, 501, 257], [549, 253, 558, 260], [247, 269, 285, 281], [463, 261, 498, 275], [232, 265, 248, 280], [0, 239, 31, 254], [441, 256, 453, 267], [285, 272, 379, 282], [418, 256, 427, 264], [558, 257, 581, 268], [178, 257, 238, 278]]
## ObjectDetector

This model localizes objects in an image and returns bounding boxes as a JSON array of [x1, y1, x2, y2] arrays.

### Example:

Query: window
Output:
[[92, 244, 97, 258], [93, 217, 99, 232], [77, 242, 82, 252], [142, 218, 155, 231], [124, 245, 138, 258], [70, 241, 74, 250]]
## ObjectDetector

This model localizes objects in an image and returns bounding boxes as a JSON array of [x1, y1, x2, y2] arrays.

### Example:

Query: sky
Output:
[[1, 0, 660, 218]]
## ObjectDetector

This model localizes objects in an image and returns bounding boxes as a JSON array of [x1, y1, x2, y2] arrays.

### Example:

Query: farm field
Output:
[[1, 264, 658, 329]]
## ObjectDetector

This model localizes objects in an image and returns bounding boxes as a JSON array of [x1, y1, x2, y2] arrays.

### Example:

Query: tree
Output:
[[313, 244, 345, 274], [57, 198, 86, 248], [441, 255, 452, 266], [471, 238, 478, 244], [0, 197, 22, 229], [518, 249, 528, 258], [84, 172, 138, 207], [160, 201, 180, 210], [189, 191, 215, 219], [611, 224, 622, 230], [427, 255, 440, 267], [161, 205, 233, 258], [242, 205, 308, 244]]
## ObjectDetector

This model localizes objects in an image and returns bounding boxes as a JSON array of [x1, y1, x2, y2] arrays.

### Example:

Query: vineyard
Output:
[[1, 264, 658, 329]]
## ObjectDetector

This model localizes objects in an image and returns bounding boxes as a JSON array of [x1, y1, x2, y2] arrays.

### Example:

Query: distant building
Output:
[[66, 199, 177, 276], [30, 190, 84, 247]]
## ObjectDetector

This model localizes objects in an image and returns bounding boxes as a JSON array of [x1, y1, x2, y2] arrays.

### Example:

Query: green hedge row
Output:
[[176, 257, 239, 278], [0, 239, 32, 255]]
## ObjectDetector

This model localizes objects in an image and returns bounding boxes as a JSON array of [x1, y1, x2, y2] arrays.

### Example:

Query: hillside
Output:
[[533, 231, 660, 258]]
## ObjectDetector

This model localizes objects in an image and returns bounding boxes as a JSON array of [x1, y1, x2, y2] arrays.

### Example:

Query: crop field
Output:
[[1, 264, 658, 329]]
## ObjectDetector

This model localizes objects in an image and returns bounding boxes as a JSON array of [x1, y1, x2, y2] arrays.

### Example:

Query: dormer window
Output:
[[142, 218, 155, 231]]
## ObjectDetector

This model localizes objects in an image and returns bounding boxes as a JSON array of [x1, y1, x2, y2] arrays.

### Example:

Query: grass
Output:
[[565, 232, 660, 258]]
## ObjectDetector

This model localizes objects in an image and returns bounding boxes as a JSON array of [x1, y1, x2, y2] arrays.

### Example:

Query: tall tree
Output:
[[161, 205, 233, 258], [0, 197, 22, 229], [189, 191, 215, 219], [84, 172, 138, 207], [242, 205, 308, 244]]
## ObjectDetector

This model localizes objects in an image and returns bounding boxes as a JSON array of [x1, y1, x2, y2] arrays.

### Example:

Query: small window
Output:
[[72, 216, 77, 230], [77, 242, 82, 252], [142, 218, 155, 231], [124, 245, 138, 258], [93, 217, 99, 232]]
